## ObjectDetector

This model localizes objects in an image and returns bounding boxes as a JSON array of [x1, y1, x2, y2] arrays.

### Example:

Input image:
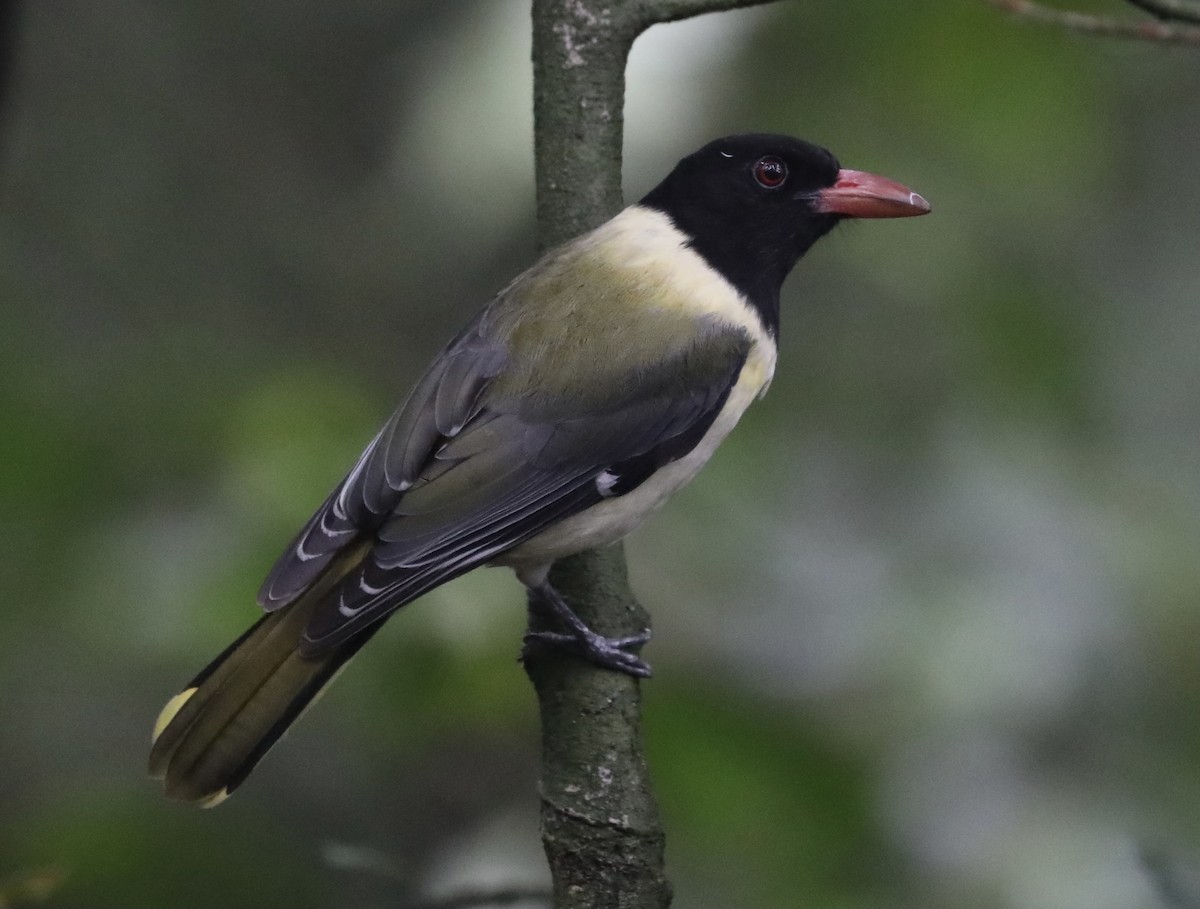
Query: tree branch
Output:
[[526, 2, 789, 906], [531, 0, 786, 251], [983, 0, 1200, 44], [630, 0, 783, 28], [1125, 0, 1200, 25]]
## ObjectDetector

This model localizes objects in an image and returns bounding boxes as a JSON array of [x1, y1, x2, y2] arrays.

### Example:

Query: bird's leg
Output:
[[523, 581, 652, 678]]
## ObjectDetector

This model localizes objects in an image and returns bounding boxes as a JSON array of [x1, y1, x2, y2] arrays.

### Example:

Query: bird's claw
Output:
[[522, 627, 653, 678]]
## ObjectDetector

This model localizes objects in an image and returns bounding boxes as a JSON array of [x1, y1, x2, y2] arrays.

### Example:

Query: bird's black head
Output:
[[640, 133, 929, 334]]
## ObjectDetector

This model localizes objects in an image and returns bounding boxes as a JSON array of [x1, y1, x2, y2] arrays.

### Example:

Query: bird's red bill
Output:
[[815, 169, 930, 219]]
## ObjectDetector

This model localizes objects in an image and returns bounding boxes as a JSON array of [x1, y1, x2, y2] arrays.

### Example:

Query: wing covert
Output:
[[298, 330, 751, 652], [256, 260, 756, 653], [256, 317, 506, 609]]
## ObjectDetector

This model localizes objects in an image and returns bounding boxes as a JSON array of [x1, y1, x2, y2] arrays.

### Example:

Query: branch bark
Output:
[[525, 2, 780, 907], [1124, 0, 1200, 25], [984, 0, 1200, 44]]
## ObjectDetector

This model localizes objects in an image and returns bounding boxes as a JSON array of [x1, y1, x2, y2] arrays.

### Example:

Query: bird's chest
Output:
[[495, 205, 779, 570]]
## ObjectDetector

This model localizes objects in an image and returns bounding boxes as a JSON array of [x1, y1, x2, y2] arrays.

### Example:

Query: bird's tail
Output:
[[148, 546, 372, 806]]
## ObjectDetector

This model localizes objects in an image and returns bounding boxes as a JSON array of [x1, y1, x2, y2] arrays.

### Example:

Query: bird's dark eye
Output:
[[752, 156, 787, 189]]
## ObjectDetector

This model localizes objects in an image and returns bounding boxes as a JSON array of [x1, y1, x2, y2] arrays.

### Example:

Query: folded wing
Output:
[[257, 299, 752, 655]]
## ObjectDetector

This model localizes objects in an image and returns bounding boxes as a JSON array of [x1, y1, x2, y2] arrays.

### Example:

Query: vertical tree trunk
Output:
[[525, 1, 781, 906], [526, 5, 667, 902]]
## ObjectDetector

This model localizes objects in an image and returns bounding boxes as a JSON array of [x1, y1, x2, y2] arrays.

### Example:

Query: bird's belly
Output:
[[498, 345, 775, 570]]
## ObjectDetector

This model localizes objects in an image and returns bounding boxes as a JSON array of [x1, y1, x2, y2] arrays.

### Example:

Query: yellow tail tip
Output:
[[152, 688, 198, 744], [198, 788, 230, 809]]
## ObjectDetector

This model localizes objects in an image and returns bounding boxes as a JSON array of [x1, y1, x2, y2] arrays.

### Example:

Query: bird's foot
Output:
[[523, 628, 652, 677], [523, 583, 653, 678]]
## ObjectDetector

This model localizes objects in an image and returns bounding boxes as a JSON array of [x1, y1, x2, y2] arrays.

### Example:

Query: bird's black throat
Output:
[[638, 191, 837, 337], [637, 134, 842, 337]]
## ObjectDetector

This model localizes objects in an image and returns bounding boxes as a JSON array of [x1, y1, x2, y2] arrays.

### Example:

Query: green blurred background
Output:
[[3, 1, 1200, 907]]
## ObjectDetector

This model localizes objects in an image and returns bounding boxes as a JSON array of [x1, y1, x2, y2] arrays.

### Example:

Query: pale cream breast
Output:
[[490, 206, 774, 405], [498, 205, 777, 572]]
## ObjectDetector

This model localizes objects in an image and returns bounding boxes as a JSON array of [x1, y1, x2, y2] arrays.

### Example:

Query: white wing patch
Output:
[[596, 470, 619, 497]]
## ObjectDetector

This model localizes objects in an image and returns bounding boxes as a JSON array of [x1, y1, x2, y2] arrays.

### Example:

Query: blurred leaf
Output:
[[0, 865, 67, 908], [4, 793, 331, 909], [646, 675, 895, 907]]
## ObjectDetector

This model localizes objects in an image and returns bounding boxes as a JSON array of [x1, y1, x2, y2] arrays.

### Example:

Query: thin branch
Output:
[[1125, 0, 1200, 24], [631, 0, 782, 28], [984, 0, 1200, 43]]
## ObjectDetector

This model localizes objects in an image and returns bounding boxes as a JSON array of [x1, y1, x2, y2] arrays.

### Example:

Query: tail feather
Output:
[[149, 545, 371, 805]]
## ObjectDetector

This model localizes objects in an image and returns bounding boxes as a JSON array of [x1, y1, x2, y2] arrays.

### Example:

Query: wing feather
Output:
[[257, 319, 503, 608], [257, 288, 754, 652], [299, 346, 748, 652]]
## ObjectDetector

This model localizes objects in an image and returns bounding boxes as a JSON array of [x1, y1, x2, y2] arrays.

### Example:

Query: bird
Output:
[[149, 133, 929, 806]]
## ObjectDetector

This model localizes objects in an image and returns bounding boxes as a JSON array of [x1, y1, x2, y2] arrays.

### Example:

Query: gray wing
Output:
[[258, 311, 751, 656], [256, 318, 506, 609]]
